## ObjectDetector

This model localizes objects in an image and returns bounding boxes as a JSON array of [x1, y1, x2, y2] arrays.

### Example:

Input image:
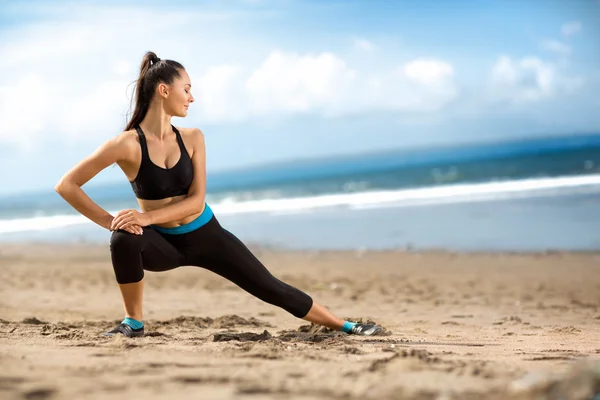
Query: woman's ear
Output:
[[157, 83, 169, 98]]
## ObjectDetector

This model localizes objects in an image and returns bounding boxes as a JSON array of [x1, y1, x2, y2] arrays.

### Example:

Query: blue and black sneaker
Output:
[[104, 323, 144, 338], [348, 323, 382, 336]]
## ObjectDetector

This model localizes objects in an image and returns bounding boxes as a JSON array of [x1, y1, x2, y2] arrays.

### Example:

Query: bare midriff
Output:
[[138, 194, 204, 228]]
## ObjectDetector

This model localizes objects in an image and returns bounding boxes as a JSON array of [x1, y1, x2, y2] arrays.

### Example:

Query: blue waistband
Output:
[[151, 203, 213, 235]]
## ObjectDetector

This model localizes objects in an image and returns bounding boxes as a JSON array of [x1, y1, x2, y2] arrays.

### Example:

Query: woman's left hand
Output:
[[110, 209, 151, 231]]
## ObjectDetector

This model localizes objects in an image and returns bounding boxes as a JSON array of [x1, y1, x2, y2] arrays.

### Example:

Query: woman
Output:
[[55, 51, 382, 338]]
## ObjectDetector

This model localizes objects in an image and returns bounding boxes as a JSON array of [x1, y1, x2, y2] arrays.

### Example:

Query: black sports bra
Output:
[[129, 125, 194, 200]]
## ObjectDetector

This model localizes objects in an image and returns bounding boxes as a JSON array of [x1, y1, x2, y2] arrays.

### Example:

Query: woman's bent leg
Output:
[[116, 281, 144, 322], [109, 229, 184, 326]]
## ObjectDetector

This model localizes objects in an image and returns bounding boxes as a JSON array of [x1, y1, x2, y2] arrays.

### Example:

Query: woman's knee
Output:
[[109, 230, 144, 284], [110, 230, 143, 253]]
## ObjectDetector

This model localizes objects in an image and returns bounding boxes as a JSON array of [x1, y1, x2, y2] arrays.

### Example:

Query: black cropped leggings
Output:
[[109, 212, 313, 319]]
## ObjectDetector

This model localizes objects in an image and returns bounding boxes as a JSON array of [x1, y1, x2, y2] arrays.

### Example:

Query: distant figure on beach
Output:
[[55, 51, 382, 338]]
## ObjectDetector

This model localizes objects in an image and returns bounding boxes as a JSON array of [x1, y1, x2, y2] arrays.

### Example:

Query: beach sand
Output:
[[1, 243, 599, 399]]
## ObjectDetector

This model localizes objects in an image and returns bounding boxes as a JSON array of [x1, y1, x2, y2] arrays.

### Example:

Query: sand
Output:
[[1, 243, 599, 399]]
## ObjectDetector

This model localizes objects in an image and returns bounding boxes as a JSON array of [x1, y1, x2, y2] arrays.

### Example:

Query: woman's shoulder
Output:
[[112, 129, 140, 147], [97, 129, 140, 159], [176, 126, 204, 138], [176, 127, 205, 147]]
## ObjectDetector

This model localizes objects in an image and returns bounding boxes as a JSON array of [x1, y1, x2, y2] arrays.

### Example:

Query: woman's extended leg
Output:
[[186, 217, 382, 335], [301, 302, 344, 330]]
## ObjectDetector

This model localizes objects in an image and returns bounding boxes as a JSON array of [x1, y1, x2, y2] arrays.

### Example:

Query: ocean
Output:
[[1, 133, 600, 252]]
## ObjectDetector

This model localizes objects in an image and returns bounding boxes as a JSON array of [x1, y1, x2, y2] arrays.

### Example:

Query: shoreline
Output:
[[2, 190, 600, 254], [2, 240, 600, 255]]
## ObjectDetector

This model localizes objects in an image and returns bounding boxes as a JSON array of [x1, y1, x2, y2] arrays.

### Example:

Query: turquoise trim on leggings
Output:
[[151, 203, 213, 235]]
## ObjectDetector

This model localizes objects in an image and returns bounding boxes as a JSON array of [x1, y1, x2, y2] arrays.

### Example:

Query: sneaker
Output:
[[349, 323, 382, 336], [104, 323, 144, 338]]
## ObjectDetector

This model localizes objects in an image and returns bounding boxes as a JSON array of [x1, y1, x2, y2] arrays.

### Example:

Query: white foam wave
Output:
[[1, 174, 599, 234], [211, 174, 600, 214]]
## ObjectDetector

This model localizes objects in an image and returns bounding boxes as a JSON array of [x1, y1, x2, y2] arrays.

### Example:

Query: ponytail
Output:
[[125, 51, 185, 131]]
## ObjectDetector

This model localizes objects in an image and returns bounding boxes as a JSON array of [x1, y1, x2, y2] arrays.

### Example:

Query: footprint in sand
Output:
[[493, 316, 526, 326], [21, 317, 48, 325], [172, 376, 231, 385], [276, 330, 345, 344], [22, 388, 56, 400], [341, 346, 365, 355], [212, 330, 272, 342], [550, 326, 582, 334], [152, 315, 273, 330], [0, 376, 26, 391], [526, 355, 575, 361], [242, 348, 282, 360], [368, 349, 437, 372], [142, 331, 167, 337], [258, 311, 276, 317]]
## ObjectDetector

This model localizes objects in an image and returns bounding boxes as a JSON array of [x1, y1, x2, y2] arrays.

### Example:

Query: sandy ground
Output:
[[1, 243, 600, 400]]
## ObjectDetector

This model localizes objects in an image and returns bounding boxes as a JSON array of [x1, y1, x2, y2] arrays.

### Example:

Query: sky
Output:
[[0, 0, 599, 195]]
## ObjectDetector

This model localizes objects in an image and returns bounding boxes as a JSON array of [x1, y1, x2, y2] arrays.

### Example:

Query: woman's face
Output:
[[162, 69, 194, 117]]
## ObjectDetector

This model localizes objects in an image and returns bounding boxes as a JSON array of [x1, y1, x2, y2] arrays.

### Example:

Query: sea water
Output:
[[1, 134, 599, 252]]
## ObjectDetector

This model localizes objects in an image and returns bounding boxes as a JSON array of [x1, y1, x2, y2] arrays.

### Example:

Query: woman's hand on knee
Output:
[[110, 209, 150, 232], [120, 224, 144, 235], [102, 214, 142, 235], [110, 221, 143, 235]]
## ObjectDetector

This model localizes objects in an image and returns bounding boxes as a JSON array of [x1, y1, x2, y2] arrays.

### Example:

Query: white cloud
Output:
[[244, 51, 357, 115], [490, 56, 555, 103], [0, 5, 460, 149], [353, 38, 377, 52], [0, 71, 131, 149], [541, 40, 571, 56], [384, 60, 457, 112], [0, 5, 248, 149], [489, 55, 581, 104], [402, 59, 454, 85], [189, 51, 458, 121], [561, 21, 582, 37], [0, 74, 48, 150], [196, 65, 246, 121]]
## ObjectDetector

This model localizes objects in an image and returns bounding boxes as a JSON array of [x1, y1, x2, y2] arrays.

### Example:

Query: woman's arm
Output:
[[55, 135, 142, 234]]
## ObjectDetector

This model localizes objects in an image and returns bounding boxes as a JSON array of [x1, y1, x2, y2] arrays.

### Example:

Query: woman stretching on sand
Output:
[[55, 51, 382, 338]]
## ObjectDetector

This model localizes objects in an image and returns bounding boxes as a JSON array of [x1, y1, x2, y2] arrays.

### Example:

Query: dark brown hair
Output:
[[125, 51, 185, 131]]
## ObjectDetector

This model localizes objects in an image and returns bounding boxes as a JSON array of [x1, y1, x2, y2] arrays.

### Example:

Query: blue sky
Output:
[[0, 0, 599, 195]]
